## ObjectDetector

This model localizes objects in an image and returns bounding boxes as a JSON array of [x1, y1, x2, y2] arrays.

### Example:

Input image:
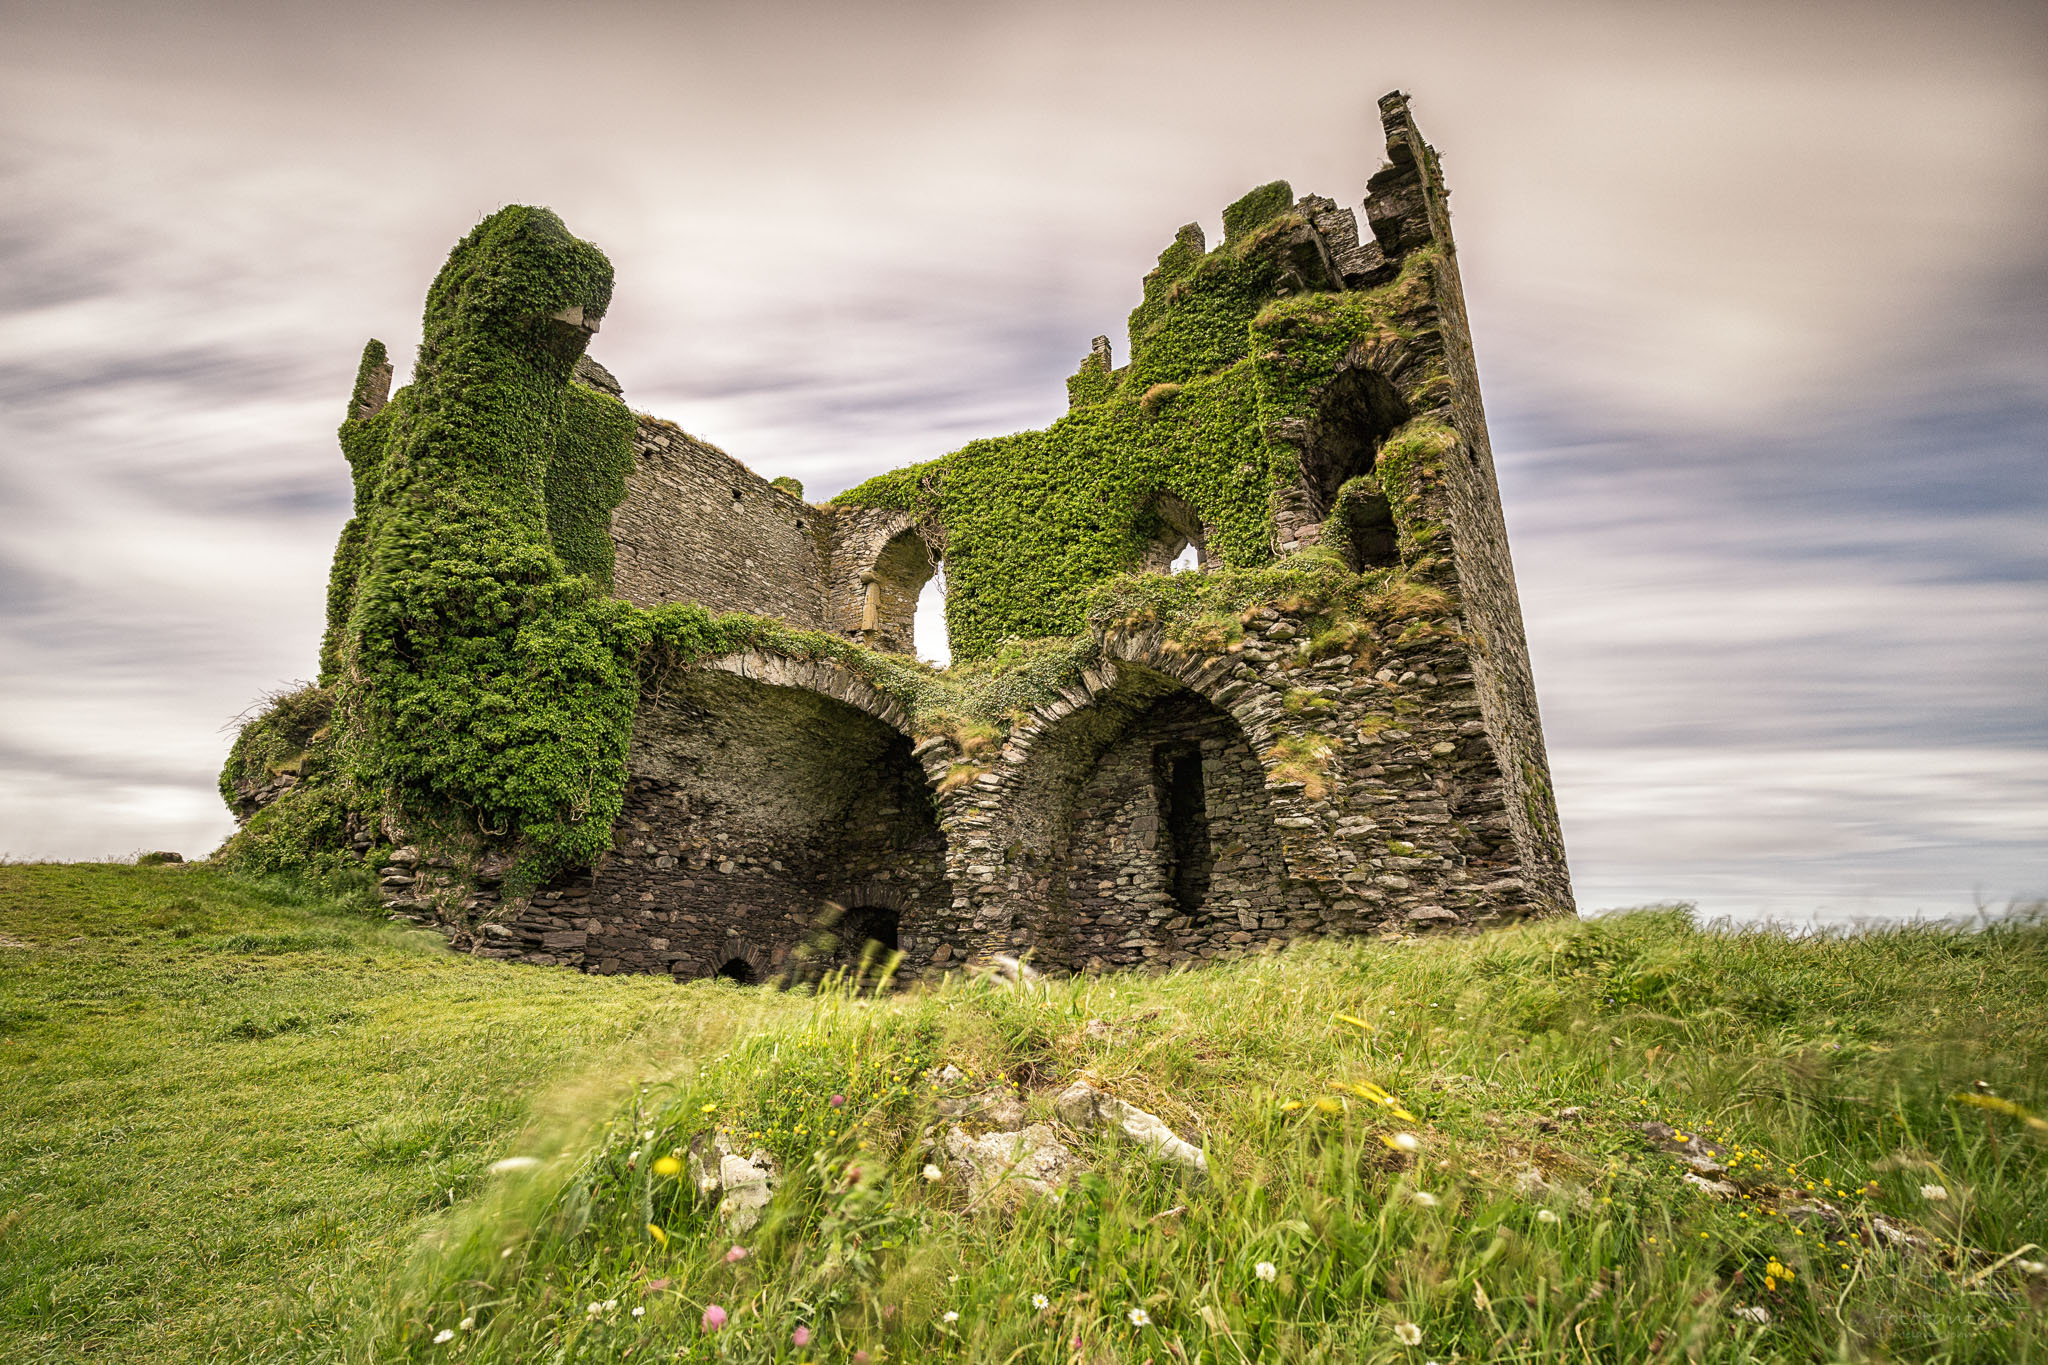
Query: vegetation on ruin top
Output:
[[5, 862, 2045, 1363]]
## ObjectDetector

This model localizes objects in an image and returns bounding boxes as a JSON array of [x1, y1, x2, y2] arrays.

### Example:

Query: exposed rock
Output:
[[938, 1087, 1029, 1129], [1054, 1079, 1207, 1175], [941, 1123, 1077, 1200], [1682, 1171, 1740, 1200], [688, 1132, 776, 1232]]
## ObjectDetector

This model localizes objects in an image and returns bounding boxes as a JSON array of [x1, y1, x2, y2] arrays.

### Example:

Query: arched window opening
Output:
[[913, 564, 950, 666], [1302, 366, 1409, 520], [716, 957, 758, 985], [1136, 491, 1210, 575], [1154, 742, 1212, 912], [861, 530, 938, 657]]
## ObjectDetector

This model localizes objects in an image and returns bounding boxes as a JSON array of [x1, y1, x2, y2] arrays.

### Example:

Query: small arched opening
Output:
[[840, 904, 900, 953], [716, 957, 758, 985], [1326, 477, 1401, 572], [1135, 491, 1210, 575], [860, 530, 939, 657]]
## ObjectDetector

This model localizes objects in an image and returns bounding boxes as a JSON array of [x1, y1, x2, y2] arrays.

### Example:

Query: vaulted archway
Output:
[[581, 659, 950, 980]]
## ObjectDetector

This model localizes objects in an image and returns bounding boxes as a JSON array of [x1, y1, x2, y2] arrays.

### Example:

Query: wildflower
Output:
[[701, 1102, 718, 1114], [1920, 1184, 1949, 1201], [726, 1245, 749, 1263], [458, 1317, 474, 1331], [1127, 1308, 1152, 1327], [1382, 1132, 1420, 1152], [1394, 1321, 1423, 1345], [1411, 1191, 1439, 1207], [604, 1299, 618, 1312], [632, 1306, 645, 1318], [853, 1353, 871, 1364], [652, 1155, 682, 1177], [1536, 1209, 1560, 1225], [586, 1302, 604, 1317], [1314, 1097, 1343, 1115], [647, 1223, 668, 1247], [433, 1329, 454, 1344], [1732, 1305, 1771, 1325], [830, 1094, 846, 1108], [1279, 1099, 1304, 1112], [487, 1156, 541, 1174], [942, 1311, 959, 1323], [701, 1304, 728, 1332], [1033, 1293, 1051, 1309], [922, 1163, 943, 1182], [792, 1325, 812, 1347], [1255, 1261, 1278, 1282]]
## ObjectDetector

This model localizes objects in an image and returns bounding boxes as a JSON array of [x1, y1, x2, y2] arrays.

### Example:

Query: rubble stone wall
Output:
[[609, 415, 830, 626]]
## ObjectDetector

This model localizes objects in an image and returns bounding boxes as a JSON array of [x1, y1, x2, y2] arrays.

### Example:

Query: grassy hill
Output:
[[2, 864, 2044, 1363]]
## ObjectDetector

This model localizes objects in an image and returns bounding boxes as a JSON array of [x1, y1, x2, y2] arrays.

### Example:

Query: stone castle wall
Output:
[[402, 92, 1577, 979], [609, 415, 831, 624]]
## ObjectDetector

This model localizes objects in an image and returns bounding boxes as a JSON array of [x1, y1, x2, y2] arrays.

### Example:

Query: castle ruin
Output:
[[221, 92, 1573, 981]]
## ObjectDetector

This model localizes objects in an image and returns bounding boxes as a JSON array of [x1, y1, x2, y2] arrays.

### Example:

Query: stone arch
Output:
[[589, 653, 953, 981], [859, 529, 940, 656], [1133, 491, 1211, 574], [826, 507, 946, 657], [696, 650, 917, 738], [947, 632, 1340, 971]]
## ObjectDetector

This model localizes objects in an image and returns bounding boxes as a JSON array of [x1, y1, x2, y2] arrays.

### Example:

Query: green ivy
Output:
[[545, 380, 636, 587], [836, 205, 1447, 662], [223, 192, 1463, 886]]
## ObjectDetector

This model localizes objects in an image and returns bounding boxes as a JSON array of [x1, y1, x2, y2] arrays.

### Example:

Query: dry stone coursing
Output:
[[372, 93, 1571, 976]]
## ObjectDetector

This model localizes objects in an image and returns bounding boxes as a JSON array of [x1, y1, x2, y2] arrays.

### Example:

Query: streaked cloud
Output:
[[0, 0, 2041, 917]]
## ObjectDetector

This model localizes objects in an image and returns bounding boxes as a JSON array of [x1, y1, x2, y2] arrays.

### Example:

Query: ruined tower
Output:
[[221, 93, 1572, 979]]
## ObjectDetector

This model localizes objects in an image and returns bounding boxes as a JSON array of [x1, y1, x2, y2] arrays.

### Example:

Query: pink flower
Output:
[[700, 1303, 727, 1332], [792, 1325, 812, 1347], [725, 1245, 749, 1263], [830, 1094, 846, 1108], [853, 1353, 871, 1364]]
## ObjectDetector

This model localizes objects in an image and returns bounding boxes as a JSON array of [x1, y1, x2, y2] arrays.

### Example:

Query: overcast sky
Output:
[[2, 0, 2043, 922]]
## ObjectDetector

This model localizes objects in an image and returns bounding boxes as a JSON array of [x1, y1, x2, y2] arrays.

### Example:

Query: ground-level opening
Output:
[[838, 904, 900, 954], [1155, 741, 1212, 912], [716, 957, 757, 984], [993, 670, 1287, 971], [598, 670, 952, 981]]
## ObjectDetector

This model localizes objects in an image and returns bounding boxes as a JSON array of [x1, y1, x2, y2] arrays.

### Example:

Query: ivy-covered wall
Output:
[[219, 90, 1575, 939], [832, 180, 1439, 663]]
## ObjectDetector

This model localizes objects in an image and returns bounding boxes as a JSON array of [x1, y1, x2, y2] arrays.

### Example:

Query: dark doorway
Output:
[[716, 957, 758, 984], [839, 905, 900, 955], [1155, 742, 1213, 913]]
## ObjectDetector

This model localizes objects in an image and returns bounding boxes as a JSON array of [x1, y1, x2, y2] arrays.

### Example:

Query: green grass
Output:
[[4, 866, 2046, 1362], [0, 864, 799, 1362]]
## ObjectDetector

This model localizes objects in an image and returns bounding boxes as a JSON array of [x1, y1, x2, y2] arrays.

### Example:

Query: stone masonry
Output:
[[398, 92, 1576, 980]]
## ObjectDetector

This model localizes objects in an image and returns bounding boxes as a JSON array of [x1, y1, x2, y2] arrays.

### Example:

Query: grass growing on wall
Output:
[[8, 864, 2044, 1363]]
